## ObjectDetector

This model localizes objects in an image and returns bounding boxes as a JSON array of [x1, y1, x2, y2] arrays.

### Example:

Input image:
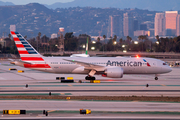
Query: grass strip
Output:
[[0, 96, 180, 102]]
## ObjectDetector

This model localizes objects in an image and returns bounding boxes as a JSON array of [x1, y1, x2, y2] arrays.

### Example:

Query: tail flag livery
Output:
[[143, 59, 151, 67], [11, 31, 51, 69]]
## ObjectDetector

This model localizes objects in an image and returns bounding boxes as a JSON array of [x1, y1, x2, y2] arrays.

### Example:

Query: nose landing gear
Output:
[[155, 77, 158, 80], [155, 74, 159, 80]]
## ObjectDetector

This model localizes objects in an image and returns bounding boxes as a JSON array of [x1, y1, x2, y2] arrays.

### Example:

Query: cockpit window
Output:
[[163, 63, 167, 65]]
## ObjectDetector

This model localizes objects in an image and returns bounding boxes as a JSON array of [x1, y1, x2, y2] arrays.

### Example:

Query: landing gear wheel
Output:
[[155, 77, 158, 80], [91, 77, 96, 80], [85, 76, 89, 80], [85, 76, 96, 80]]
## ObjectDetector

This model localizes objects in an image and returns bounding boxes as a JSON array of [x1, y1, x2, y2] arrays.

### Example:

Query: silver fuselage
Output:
[[30, 57, 172, 75]]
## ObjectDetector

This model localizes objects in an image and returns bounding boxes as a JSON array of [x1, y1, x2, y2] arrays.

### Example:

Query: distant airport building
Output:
[[0, 38, 6, 47], [108, 15, 123, 38], [51, 33, 57, 39], [10, 25, 16, 32], [123, 12, 134, 37], [134, 30, 150, 37], [176, 14, 180, 36], [154, 13, 166, 37], [165, 11, 178, 36]]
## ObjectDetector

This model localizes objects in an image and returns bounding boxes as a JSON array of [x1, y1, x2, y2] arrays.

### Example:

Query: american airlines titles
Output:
[[106, 60, 142, 67]]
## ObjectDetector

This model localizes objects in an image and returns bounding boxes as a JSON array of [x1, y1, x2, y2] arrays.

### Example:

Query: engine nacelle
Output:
[[72, 66, 85, 73], [105, 67, 123, 78]]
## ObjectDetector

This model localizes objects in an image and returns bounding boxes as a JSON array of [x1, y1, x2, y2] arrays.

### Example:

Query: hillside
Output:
[[0, 3, 156, 38], [0, 1, 14, 6], [47, 0, 180, 11]]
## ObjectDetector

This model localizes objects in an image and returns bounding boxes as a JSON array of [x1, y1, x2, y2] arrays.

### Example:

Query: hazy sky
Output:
[[1, 0, 74, 5]]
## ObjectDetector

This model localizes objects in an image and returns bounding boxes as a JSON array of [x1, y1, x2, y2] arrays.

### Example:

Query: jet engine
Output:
[[104, 67, 123, 78]]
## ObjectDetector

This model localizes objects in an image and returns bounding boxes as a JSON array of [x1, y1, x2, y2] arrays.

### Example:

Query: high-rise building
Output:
[[154, 13, 166, 36], [133, 20, 139, 31], [176, 14, 180, 36], [165, 11, 178, 36], [108, 15, 123, 38], [140, 24, 147, 31], [123, 13, 134, 37]]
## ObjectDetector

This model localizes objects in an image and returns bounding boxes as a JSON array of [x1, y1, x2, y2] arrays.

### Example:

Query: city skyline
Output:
[[1, 2, 180, 39], [155, 11, 180, 37]]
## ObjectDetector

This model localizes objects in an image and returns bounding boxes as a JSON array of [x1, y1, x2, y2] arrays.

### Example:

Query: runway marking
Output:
[[0, 77, 6, 80], [1, 90, 180, 93], [0, 84, 180, 87], [0, 93, 72, 96], [0, 69, 36, 80], [48, 110, 56, 113], [1, 64, 15, 66]]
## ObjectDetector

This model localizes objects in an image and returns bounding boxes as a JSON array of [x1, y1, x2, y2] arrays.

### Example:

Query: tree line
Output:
[[1, 33, 180, 54]]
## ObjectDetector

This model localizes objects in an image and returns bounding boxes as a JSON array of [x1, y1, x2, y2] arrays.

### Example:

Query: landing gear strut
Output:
[[86, 69, 96, 80], [85, 76, 96, 80]]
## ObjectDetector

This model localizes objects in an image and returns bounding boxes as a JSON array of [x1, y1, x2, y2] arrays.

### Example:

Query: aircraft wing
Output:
[[63, 59, 106, 71]]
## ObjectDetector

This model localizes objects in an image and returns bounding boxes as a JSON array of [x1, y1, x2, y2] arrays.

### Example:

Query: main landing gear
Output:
[[85, 76, 96, 80], [86, 69, 96, 80]]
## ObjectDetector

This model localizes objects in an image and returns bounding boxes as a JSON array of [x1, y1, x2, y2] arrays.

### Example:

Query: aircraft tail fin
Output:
[[11, 31, 44, 63]]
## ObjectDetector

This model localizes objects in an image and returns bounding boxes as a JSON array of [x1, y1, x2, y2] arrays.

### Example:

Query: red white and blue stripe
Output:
[[11, 31, 51, 69]]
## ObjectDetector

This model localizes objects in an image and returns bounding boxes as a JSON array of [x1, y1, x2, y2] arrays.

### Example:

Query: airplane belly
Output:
[[51, 65, 80, 74], [123, 67, 159, 74]]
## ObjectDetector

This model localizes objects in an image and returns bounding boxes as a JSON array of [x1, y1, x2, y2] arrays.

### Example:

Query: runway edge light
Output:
[[90, 80, 101, 83], [67, 77, 74, 80], [18, 70, 24, 73], [80, 109, 91, 114], [9, 68, 17, 71]]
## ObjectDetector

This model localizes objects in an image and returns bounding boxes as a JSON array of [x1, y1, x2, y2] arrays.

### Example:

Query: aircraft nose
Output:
[[164, 66, 172, 73]]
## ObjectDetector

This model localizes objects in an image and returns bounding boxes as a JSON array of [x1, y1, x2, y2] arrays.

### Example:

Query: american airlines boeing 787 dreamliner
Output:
[[10, 31, 172, 80]]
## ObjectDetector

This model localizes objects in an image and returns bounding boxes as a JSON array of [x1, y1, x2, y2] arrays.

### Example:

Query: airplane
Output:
[[70, 37, 89, 57], [10, 31, 172, 80]]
